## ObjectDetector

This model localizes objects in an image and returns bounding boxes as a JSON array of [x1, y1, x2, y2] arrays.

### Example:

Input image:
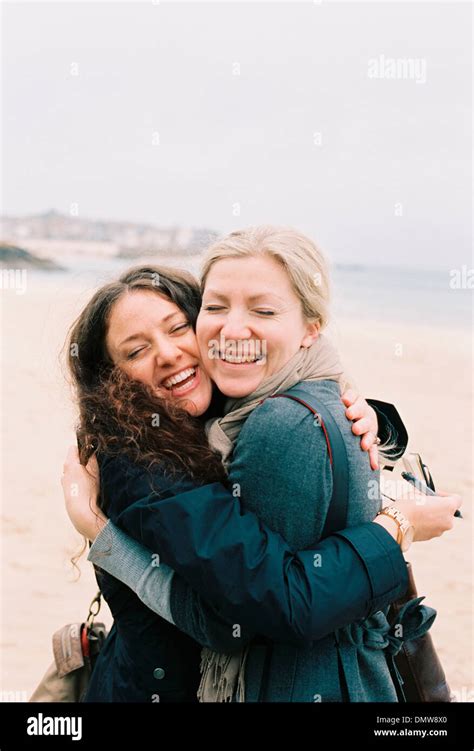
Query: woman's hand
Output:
[[374, 489, 462, 544], [341, 389, 380, 470], [395, 490, 463, 542], [61, 445, 108, 542]]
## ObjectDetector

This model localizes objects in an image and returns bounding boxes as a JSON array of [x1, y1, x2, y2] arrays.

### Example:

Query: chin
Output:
[[179, 399, 199, 416], [178, 399, 207, 417], [181, 392, 211, 416], [217, 379, 260, 399]]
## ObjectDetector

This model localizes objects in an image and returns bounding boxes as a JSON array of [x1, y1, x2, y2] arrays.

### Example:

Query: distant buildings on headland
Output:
[[0, 243, 65, 270], [0, 210, 218, 268]]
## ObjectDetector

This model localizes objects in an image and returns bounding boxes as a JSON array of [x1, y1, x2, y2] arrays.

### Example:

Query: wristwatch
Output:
[[376, 505, 415, 552]]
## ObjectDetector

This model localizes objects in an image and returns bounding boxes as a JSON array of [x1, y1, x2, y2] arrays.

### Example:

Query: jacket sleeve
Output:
[[89, 455, 409, 648], [89, 521, 252, 652], [92, 454, 256, 651]]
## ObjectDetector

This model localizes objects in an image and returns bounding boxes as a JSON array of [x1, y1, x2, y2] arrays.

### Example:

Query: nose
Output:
[[153, 335, 183, 368], [219, 309, 252, 342]]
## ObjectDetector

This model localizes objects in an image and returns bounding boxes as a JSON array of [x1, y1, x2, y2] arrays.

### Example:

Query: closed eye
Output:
[[255, 310, 275, 316], [203, 305, 225, 312], [127, 347, 146, 360], [170, 322, 191, 334]]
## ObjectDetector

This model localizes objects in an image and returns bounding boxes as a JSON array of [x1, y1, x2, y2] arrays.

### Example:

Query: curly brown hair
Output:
[[66, 265, 227, 504]]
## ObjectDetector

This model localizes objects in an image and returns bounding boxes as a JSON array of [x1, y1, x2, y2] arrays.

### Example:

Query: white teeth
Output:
[[221, 354, 259, 364], [163, 367, 196, 388]]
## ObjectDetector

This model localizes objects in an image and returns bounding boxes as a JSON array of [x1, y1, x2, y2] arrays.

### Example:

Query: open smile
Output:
[[217, 352, 266, 367], [160, 365, 201, 396]]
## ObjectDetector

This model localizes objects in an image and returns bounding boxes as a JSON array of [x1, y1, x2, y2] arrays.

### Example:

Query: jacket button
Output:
[[153, 668, 165, 680]]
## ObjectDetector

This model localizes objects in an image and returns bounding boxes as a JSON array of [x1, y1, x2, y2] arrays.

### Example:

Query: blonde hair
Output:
[[200, 225, 331, 328]]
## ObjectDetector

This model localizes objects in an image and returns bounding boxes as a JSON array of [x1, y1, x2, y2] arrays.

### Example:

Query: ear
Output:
[[301, 320, 321, 348]]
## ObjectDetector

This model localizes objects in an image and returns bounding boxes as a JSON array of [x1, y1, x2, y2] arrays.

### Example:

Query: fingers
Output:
[[341, 388, 358, 408], [346, 396, 374, 424], [67, 444, 79, 461], [343, 393, 362, 416], [443, 493, 462, 512], [355, 424, 380, 469], [86, 453, 99, 478], [408, 489, 463, 515], [62, 445, 79, 477], [411, 489, 430, 505], [351, 416, 372, 436], [368, 444, 379, 471], [435, 489, 462, 504], [430, 490, 462, 513], [360, 431, 377, 452]]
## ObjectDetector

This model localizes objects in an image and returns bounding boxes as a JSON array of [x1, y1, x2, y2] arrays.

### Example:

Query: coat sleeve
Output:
[[89, 520, 252, 652], [89, 454, 409, 648], [93, 455, 255, 651]]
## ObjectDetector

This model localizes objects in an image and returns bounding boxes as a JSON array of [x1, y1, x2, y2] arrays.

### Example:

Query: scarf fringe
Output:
[[197, 647, 250, 703]]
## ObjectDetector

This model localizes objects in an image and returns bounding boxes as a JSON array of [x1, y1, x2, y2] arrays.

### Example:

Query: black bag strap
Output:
[[268, 385, 349, 536]]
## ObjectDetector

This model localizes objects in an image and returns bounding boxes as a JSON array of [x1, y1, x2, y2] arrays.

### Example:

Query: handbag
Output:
[[275, 386, 452, 703], [387, 562, 453, 702], [29, 591, 107, 703]]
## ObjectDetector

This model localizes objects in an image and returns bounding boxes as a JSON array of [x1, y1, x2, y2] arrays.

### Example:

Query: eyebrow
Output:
[[118, 311, 183, 347], [203, 289, 285, 304]]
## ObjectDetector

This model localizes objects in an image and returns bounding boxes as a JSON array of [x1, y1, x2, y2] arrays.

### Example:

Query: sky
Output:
[[1, 1, 472, 269]]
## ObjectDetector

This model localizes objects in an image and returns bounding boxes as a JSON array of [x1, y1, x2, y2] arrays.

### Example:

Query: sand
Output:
[[1, 276, 472, 701]]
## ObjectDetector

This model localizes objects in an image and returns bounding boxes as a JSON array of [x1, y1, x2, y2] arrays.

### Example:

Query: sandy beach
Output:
[[1, 276, 472, 702]]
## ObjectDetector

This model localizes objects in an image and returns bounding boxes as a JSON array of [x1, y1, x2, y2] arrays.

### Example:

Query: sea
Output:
[[17, 254, 474, 331]]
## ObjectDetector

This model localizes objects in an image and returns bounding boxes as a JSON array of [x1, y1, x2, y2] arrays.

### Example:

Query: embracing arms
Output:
[[64, 391, 412, 651], [87, 466, 409, 651]]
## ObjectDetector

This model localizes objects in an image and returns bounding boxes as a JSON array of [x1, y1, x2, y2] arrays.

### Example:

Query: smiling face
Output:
[[197, 254, 320, 398], [105, 289, 213, 416]]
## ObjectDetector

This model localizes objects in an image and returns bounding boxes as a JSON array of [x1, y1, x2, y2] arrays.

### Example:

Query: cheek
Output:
[[182, 327, 200, 355], [277, 317, 306, 350], [197, 312, 220, 339], [121, 359, 154, 386], [199, 353, 214, 380], [202, 372, 213, 395], [263, 328, 300, 367], [196, 324, 211, 360]]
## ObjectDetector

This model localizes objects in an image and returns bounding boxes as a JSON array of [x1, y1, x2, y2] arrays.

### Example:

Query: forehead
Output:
[[107, 290, 181, 337], [204, 255, 293, 296]]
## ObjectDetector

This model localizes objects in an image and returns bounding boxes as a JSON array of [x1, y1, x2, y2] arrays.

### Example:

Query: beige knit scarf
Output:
[[197, 335, 346, 702]]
